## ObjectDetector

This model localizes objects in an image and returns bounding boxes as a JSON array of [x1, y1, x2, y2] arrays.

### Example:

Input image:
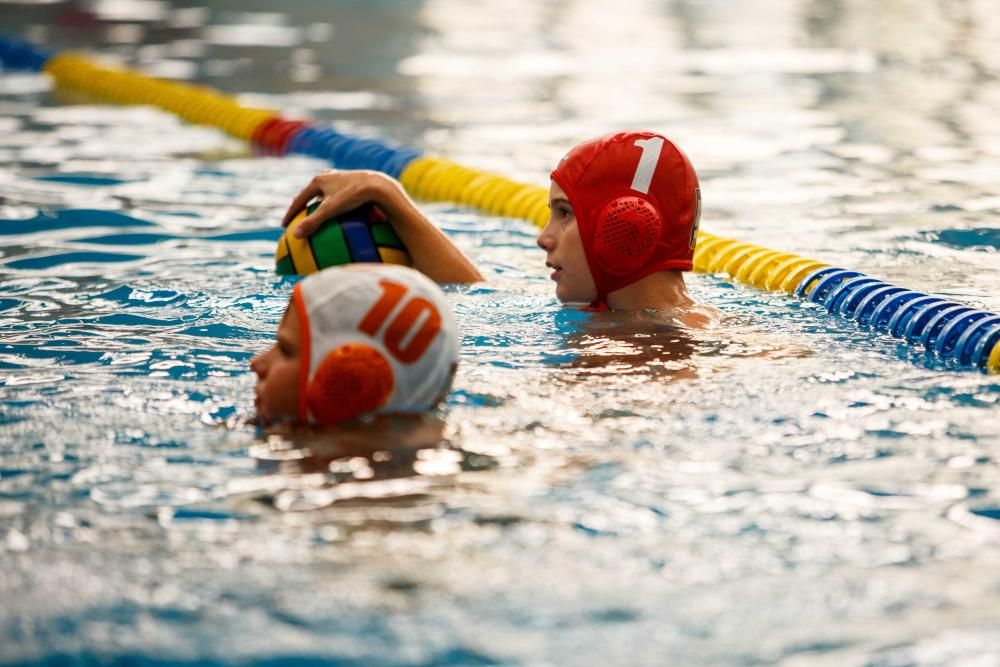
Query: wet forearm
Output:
[[369, 175, 484, 284]]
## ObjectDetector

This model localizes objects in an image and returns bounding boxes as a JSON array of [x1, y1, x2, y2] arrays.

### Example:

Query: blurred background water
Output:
[[1, 1, 1000, 665]]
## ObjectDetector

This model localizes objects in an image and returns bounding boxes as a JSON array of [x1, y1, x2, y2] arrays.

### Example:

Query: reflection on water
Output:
[[555, 307, 812, 381], [247, 415, 501, 513], [1, 0, 1000, 665]]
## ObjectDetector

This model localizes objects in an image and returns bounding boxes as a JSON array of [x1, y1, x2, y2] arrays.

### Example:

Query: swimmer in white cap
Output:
[[251, 264, 459, 426]]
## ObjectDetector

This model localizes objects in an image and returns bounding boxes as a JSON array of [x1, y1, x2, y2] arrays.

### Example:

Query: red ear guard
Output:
[[306, 343, 394, 425], [592, 196, 662, 276]]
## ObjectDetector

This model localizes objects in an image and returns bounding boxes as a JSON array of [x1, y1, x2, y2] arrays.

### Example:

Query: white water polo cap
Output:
[[290, 264, 459, 425]]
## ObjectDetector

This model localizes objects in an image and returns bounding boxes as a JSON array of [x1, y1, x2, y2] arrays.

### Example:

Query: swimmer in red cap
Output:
[[542, 131, 715, 324], [284, 130, 716, 325]]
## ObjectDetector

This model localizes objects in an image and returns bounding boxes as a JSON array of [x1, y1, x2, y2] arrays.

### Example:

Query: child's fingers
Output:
[[293, 194, 345, 238], [282, 188, 315, 226], [282, 177, 325, 226]]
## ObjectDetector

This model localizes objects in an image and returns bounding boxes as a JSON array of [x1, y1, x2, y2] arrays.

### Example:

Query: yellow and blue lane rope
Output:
[[2, 34, 998, 373]]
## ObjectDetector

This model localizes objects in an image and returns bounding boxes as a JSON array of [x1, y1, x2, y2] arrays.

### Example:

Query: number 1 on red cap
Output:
[[630, 136, 665, 195]]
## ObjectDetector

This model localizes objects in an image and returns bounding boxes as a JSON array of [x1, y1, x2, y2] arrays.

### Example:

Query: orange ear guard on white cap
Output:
[[291, 264, 459, 426], [306, 343, 395, 424]]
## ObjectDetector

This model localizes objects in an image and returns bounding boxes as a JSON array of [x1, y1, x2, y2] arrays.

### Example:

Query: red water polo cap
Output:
[[549, 130, 701, 304]]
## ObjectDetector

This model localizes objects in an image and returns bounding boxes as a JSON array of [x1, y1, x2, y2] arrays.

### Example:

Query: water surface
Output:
[[1, 1, 999, 665]]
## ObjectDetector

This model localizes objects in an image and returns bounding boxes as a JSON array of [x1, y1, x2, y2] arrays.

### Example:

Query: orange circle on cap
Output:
[[306, 343, 394, 425]]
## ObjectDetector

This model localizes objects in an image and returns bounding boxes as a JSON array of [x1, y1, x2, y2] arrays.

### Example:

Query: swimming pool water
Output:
[[1, 1, 1000, 665]]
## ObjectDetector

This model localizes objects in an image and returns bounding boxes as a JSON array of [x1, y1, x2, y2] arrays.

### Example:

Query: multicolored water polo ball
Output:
[[275, 202, 412, 276]]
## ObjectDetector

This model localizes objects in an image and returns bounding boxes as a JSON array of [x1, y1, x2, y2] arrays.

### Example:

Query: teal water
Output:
[[1, 1, 1000, 665]]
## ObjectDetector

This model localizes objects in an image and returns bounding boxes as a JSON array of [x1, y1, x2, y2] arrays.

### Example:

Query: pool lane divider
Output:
[[693, 233, 1000, 372], [2, 34, 998, 374]]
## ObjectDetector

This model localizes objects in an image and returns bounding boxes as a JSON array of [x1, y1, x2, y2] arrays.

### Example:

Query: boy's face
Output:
[[536, 180, 597, 304], [250, 304, 302, 424]]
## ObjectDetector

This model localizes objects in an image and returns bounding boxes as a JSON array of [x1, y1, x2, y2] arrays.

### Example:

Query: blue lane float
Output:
[[798, 266, 1000, 371], [0, 35, 53, 71]]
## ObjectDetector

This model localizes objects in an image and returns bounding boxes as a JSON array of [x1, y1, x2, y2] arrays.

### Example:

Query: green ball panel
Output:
[[276, 253, 296, 275], [311, 220, 352, 268], [370, 222, 404, 250]]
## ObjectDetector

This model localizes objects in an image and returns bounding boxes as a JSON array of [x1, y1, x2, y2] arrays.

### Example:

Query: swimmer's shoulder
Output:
[[675, 303, 723, 330], [589, 302, 722, 331], [638, 301, 721, 330]]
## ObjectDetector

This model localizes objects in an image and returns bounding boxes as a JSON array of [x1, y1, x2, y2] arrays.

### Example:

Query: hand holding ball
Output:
[[276, 202, 412, 276]]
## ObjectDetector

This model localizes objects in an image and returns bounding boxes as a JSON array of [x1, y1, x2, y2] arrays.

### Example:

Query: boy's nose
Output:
[[536, 222, 555, 251], [250, 352, 266, 377]]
